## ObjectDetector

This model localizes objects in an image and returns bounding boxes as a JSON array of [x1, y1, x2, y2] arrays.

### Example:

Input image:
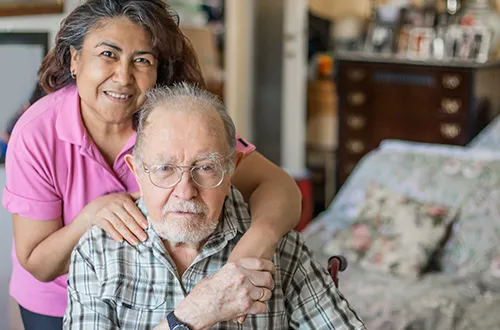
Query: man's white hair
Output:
[[133, 82, 237, 171]]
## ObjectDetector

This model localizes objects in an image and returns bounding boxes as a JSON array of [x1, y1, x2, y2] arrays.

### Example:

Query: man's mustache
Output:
[[163, 201, 208, 215]]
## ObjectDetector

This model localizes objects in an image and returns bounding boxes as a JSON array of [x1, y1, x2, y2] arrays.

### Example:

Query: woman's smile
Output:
[[104, 90, 133, 103]]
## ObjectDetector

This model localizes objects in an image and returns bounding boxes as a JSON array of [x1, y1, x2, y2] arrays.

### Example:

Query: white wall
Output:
[[224, 0, 254, 141], [281, 0, 307, 175], [0, 0, 80, 47], [0, 2, 80, 328]]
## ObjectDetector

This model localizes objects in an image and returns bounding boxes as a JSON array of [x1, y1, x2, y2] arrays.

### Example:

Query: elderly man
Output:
[[63, 83, 365, 330]]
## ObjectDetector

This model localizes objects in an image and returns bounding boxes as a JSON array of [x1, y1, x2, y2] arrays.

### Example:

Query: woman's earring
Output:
[[70, 71, 76, 79]]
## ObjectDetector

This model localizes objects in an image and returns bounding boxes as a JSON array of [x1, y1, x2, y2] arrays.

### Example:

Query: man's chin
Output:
[[152, 218, 217, 244], [159, 230, 211, 244]]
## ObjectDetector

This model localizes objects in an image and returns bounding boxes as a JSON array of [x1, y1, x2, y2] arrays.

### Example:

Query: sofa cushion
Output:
[[333, 183, 455, 278]]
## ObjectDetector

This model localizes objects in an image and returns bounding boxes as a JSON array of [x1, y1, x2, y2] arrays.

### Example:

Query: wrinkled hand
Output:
[[175, 258, 276, 329], [153, 319, 169, 330], [227, 226, 279, 323], [79, 192, 148, 245]]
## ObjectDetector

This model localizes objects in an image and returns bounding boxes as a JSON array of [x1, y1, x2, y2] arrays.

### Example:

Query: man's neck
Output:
[[164, 239, 208, 277]]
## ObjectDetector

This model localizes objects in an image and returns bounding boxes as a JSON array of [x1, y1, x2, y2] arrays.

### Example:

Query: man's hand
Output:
[[173, 258, 276, 329]]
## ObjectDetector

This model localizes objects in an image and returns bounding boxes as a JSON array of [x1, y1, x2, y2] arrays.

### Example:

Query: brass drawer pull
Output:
[[347, 92, 366, 107], [344, 162, 356, 174], [346, 140, 365, 154], [441, 98, 462, 114], [440, 123, 461, 139], [347, 115, 366, 129], [347, 69, 366, 82], [442, 74, 461, 89]]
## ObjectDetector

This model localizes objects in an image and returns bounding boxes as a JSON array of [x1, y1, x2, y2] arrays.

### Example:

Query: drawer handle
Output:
[[347, 92, 366, 107], [442, 74, 461, 89], [347, 114, 366, 129], [347, 69, 366, 82], [346, 140, 365, 154], [344, 162, 356, 174], [440, 123, 461, 139], [441, 98, 462, 114]]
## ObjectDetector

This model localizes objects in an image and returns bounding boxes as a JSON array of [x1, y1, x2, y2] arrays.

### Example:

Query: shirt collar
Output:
[[54, 85, 137, 152], [55, 85, 87, 146]]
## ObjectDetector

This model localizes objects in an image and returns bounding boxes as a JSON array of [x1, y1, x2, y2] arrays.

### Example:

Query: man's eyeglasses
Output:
[[142, 162, 229, 189]]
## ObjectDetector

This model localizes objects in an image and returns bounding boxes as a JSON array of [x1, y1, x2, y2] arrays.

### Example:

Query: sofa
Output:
[[302, 117, 500, 329]]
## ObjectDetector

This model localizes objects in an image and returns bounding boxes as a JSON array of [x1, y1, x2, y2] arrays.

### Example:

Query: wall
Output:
[[0, 0, 80, 47], [0, 2, 80, 328], [0, 0, 80, 131]]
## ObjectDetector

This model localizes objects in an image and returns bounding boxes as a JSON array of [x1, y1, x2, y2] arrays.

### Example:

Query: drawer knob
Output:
[[441, 98, 462, 114], [440, 123, 461, 139], [347, 92, 366, 107], [344, 162, 356, 174], [346, 140, 365, 154], [442, 74, 461, 89], [347, 69, 366, 82], [347, 114, 367, 129]]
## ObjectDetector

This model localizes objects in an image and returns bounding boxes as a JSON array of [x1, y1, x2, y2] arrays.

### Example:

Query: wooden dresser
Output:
[[335, 54, 500, 190]]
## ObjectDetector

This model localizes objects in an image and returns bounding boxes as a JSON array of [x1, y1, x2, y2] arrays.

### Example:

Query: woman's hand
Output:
[[78, 192, 148, 245]]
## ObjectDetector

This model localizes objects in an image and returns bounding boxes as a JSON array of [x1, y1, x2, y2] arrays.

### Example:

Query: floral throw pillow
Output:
[[335, 182, 456, 278]]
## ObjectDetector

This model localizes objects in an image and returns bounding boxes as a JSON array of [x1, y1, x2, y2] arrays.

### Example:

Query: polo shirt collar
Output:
[[55, 85, 137, 155], [55, 85, 87, 146]]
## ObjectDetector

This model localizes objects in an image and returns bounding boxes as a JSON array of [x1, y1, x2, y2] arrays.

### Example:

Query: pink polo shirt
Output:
[[2, 85, 255, 317]]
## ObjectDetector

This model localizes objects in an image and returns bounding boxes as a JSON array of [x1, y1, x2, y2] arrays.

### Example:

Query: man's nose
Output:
[[172, 170, 198, 200]]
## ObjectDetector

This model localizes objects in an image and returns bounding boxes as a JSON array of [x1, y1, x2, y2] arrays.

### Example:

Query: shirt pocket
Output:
[[100, 275, 166, 328]]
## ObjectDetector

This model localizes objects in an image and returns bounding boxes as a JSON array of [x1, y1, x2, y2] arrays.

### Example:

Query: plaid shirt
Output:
[[64, 187, 365, 330]]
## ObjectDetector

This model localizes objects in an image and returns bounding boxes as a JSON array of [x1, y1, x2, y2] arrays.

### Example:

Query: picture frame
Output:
[[0, 0, 64, 17], [445, 24, 491, 63], [406, 27, 435, 60], [364, 23, 395, 55]]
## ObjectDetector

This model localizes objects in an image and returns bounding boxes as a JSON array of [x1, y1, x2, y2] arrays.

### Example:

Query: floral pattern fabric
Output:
[[302, 140, 500, 329], [329, 183, 455, 278]]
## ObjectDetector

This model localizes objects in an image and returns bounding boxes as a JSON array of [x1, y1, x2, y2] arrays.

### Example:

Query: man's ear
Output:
[[124, 154, 143, 197], [234, 151, 244, 168], [225, 152, 244, 197], [69, 46, 80, 76]]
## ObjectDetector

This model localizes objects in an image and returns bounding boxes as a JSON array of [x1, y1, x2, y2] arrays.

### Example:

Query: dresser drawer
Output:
[[337, 154, 366, 186], [341, 112, 370, 134], [339, 89, 371, 111], [437, 71, 471, 97], [434, 95, 471, 121], [434, 121, 468, 145], [338, 63, 371, 88]]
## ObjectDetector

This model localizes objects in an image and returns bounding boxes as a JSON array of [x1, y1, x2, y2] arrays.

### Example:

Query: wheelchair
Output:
[[328, 255, 348, 288]]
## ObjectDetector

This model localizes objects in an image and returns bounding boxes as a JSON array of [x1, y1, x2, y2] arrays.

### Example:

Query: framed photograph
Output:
[[364, 24, 395, 55], [406, 27, 435, 60], [0, 0, 64, 17], [445, 25, 491, 63]]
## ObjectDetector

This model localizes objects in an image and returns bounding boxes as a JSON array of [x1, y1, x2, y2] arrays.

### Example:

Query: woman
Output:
[[3, 1, 301, 329]]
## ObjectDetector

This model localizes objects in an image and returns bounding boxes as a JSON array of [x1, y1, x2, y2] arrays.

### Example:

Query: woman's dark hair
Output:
[[38, 0, 205, 93]]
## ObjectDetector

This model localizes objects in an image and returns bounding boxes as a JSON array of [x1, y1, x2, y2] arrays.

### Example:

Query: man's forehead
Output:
[[148, 152, 225, 165]]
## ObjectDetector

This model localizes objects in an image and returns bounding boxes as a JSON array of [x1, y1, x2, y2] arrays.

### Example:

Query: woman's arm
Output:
[[230, 151, 302, 261], [13, 192, 147, 282], [13, 214, 87, 282]]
